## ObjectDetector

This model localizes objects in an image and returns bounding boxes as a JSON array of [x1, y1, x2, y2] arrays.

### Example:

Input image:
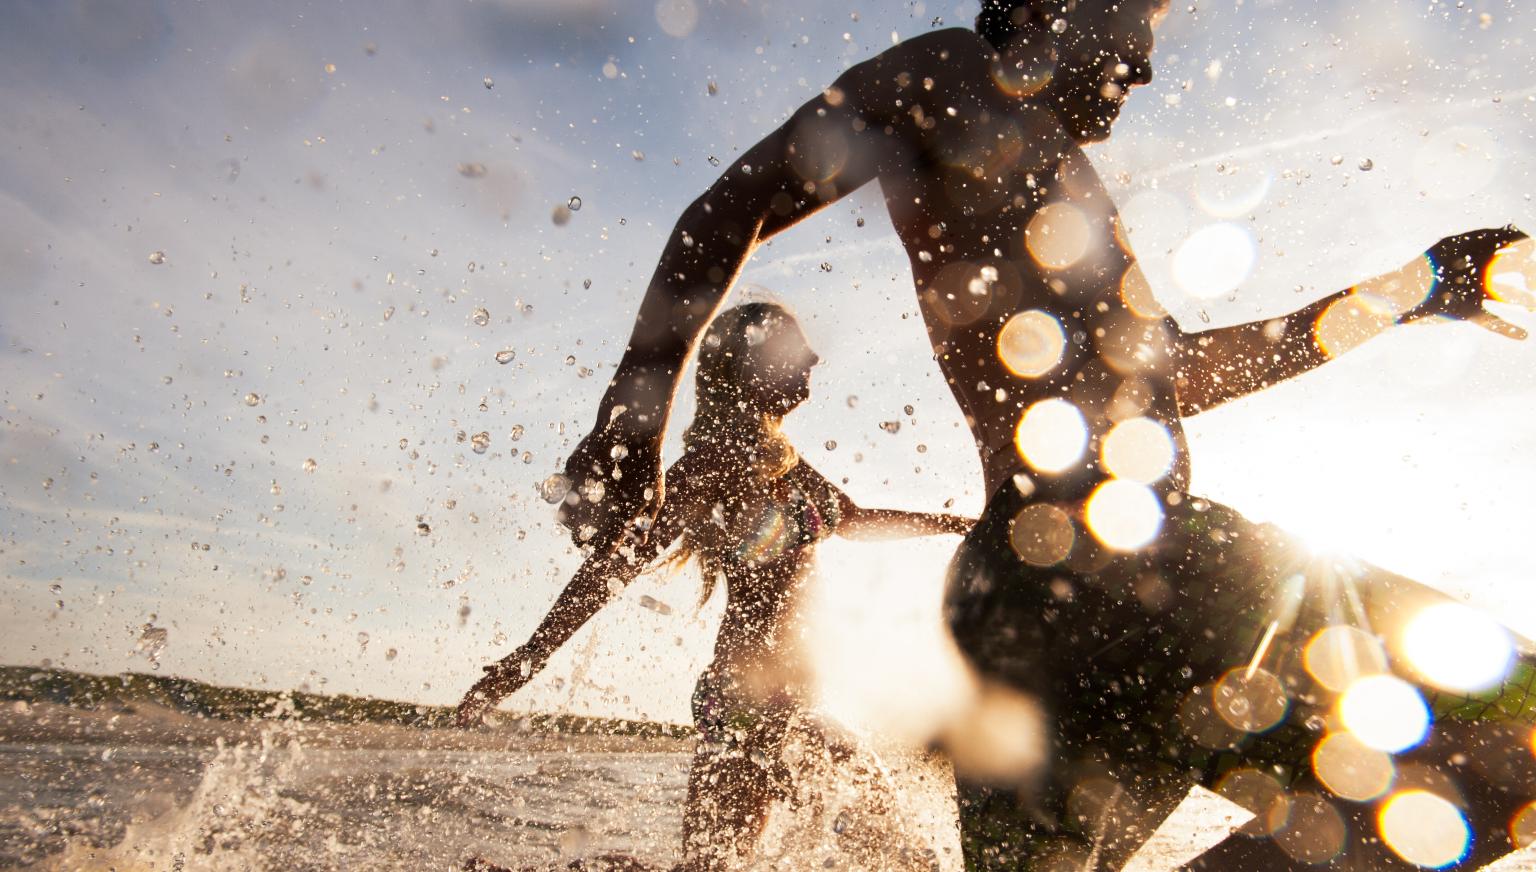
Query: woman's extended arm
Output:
[[792, 461, 973, 542], [836, 507, 974, 540], [457, 463, 703, 726]]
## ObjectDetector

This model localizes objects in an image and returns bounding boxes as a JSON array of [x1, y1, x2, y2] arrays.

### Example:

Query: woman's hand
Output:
[[455, 647, 545, 729]]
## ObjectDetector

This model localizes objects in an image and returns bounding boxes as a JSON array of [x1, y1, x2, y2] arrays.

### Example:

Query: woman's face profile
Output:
[[744, 317, 820, 413]]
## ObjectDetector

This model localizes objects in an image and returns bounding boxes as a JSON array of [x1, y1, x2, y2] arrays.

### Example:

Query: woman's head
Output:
[[684, 302, 819, 479], [696, 302, 820, 420]]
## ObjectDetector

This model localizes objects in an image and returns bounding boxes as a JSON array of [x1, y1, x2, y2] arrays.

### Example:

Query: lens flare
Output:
[[1412, 125, 1501, 200], [1486, 236, 1536, 308], [1273, 793, 1346, 865], [1304, 625, 1389, 693], [997, 309, 1068, 378], [991, 51, 1055, 98], [1084, 479, 1163, 552], [1014, 399, 1088, 474], [1352, 255, 1435, 316], [1312, 294, 1395, 359], [1009, 503, 1076, 566], [1378, 790, 1470, 869], [1118, 263, 1166, 318], [1213, 667, 1288, 733], [1340, 675, 1430, 753], [1312, 732, 1395, 801], [1193, 163, 1273, 219], [1025, 203, 1092, 271], [1172, 222, 1256, 300], [1401, 602, 1514, 692], [1513, 801, 1536, 850], [1101, 417, 1174, 484], [1214, 768, 1289, 836]]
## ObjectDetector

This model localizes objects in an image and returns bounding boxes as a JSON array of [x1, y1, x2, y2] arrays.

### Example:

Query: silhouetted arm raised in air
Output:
[[556, 46, 915, 552], [1170, 226, 1528, 416]]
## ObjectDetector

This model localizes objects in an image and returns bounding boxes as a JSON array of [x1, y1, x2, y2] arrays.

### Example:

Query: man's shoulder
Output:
[[851, 27, 994, 77]]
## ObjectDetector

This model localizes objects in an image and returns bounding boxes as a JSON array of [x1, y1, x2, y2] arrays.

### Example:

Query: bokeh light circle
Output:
[[1402, 602, 1514, 692], [1009, 503, 1076, 566], [1340, 675, 1430, 753], [1172, 222, 1256, 300], [1014, 399, 1088, 474], [1513, 801, 1536, 850], [1304, 625, 1388, 693], [997, 309, 1067, 378], [1486, 237, 1536, 308], [1378, 790, 1470, 869], [1213, 667, 1288, 733], [1312, 732, 1395, 801], [1101, 417, 1174, 484], [1084, 479, 1163, 551], [1025, 203, 1092, 270]]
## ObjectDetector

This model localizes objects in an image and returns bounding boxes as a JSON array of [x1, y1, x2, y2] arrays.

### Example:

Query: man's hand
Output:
[[554, 422, 664, 554], [1398, 225, 1530, 340]]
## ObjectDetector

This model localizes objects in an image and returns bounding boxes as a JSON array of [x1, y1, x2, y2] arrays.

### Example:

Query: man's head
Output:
[[977, 0, 1170, 143]]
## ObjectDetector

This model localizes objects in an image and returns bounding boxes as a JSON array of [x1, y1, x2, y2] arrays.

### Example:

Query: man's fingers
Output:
[[1488, 225, 1530, 247], [1471, 311, 1528, 340]]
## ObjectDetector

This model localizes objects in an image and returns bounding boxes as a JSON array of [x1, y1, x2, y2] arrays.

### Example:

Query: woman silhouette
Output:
[[458, 302, 971, 870]]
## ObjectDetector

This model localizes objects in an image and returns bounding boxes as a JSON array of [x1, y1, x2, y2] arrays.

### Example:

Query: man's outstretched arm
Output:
[[1171, 226, 1528, 416], [557, 53, 900, 547]]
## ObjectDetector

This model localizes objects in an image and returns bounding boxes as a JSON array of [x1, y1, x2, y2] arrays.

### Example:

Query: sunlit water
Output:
[[0, 705, 964, 872], [1, 740, 687, 871]]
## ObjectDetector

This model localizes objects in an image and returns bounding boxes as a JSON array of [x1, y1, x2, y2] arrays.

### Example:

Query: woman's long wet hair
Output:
[[664, 302, 805, 606]]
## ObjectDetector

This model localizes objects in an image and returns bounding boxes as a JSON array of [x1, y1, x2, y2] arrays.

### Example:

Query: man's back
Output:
[[824, 27, 1184, 498]]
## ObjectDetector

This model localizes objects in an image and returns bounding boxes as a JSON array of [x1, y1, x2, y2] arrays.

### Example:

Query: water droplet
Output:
[[1329, 154, 1344, 166], [583, 278, 592, 289], [416, 521, 431, 536], [567, 196, 582, 211], [631, 150, 645, 161], [357, 632, 370, 647], [383, 306, 395, 321], [483, 76, 494, 89], [244, 393, 261, 407], [539, 473, 572, 504], [551, 205, 572, 226], [856, 217, 866, 227], [510, 424, 524, 441], [471, 307, 491, 326], [879, 420, 901, 434], [904, 404, 915, 415], [1357, 158, 1374, 171], [147, 250, 166, 265], [302, 458, 317, 472], [846, 395, 859, 408], [707, 80, 718, 96], [398, 438, 409, 449], [564, 355, 577, 366], [471, 431, 491, 454], [819, 262, 833, 272], [707, 155, 721, 167], [824, 440, 838, 451], [495, 349, 516, 364], [1050, 17, 1068, 33]]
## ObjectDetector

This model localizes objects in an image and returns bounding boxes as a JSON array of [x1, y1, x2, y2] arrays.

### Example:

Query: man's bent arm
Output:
[[561, 56, 894, 540]]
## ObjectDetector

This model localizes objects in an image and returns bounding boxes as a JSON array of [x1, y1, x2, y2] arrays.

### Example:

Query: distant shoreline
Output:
[[0, 665, 693, 748]]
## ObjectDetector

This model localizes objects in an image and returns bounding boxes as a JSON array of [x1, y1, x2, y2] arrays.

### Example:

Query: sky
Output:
[[1, 0, 1534, 726]]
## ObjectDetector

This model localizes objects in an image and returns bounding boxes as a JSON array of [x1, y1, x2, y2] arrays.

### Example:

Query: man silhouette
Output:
[[556, 0, 1535, 867]]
